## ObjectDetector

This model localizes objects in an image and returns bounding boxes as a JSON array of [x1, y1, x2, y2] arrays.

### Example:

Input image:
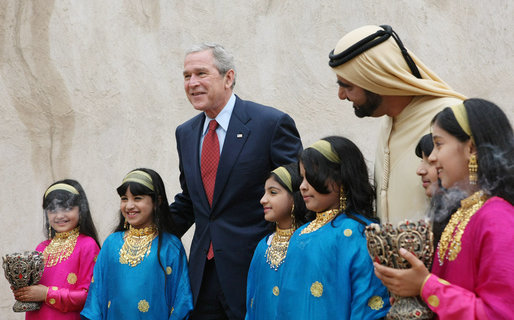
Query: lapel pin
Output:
[[237, 133, 243, 138]]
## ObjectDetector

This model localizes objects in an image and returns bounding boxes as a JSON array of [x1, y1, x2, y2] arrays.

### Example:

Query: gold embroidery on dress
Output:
[[368, 296, 384, 310], [170, 306, 174, 315], [310, 281, 323, 297], [265, 226, 295, 270], [273, 286, 280, 296], [166, 266, 172, 275], [119, 226, 157, 267], [427, 295, 440, 307], [67, 272, 77, 284], [437, 191, 487, 265], [138, 299, 150, 312], [301, 209, 339, 235], [43, 227, 80, 267]]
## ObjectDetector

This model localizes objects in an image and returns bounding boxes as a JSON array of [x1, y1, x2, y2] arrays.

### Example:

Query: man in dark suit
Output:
[[170, 43, 302, 320]]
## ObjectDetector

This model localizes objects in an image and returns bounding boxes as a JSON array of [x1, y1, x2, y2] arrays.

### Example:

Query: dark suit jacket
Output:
[[170, 96, 302, 319]]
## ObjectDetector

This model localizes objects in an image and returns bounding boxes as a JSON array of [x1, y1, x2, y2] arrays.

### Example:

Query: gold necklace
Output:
[[43, 227, 80, 267], [265, 226, 295, 270], [300, 209, 339, 235], [437, 190, 487, 266], [119, 225, 157, 267]]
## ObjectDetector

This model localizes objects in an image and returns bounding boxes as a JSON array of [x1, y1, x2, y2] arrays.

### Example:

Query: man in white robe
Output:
[[329, 25, 466, 224]]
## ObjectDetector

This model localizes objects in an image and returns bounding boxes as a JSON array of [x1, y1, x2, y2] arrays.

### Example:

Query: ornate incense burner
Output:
[[3, 251, 45, 312], [365, 220, 434, 320]]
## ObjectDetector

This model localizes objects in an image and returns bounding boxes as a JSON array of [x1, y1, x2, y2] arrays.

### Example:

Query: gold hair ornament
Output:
[[308, 140, 341, 163], [272, 166, 293, 192], [122, 170, 154, 191], [44, 183, 79, 199], [450, 103, 475, 145]]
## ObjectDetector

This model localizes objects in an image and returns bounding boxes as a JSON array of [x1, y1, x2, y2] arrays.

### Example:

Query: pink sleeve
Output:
[[421, 274, 488, 319], [45, 237, 100, 312], [421, 199, 514, 319]]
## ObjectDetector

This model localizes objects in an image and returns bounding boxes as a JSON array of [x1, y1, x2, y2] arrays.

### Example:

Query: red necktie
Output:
[[201, 120, 219, 259]]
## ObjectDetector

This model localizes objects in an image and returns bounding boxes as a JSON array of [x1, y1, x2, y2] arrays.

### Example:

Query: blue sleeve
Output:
[[81, 235, 113, 320], [245, 238, 267, 320], [166, 235, 193, 320], [348, 227, 390, 319]]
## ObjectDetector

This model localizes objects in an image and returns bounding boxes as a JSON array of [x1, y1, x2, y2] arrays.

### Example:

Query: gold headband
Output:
[[44, 183, 79, 199], [450, 103, 475, 144], [122, 170, 154, 191], [272, 166, 293, 192], [308, 140, 341, 163]]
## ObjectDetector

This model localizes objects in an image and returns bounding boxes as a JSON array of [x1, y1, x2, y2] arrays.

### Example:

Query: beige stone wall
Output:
[[0, 1, 512, 317]]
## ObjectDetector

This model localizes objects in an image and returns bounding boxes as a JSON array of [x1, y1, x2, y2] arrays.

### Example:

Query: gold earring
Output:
[[339, 186, 347, 212], [469, 154, 478, 185], [48, 224, 52, 239], [124, 219, 129, 229], [290, 203, 296, 229]]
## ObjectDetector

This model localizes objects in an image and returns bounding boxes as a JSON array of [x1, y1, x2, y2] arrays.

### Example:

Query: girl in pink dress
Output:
[[374, 98, 514, 319], [13, 179, 101, 319]]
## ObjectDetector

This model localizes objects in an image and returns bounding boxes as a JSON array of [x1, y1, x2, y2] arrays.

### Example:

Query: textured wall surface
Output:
[[1, 1, 512, 317]]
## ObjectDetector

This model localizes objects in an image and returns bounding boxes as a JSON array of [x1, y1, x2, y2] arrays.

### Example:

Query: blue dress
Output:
[[245, 233, 284, 320], [81, 232, 193, 320], [275, 213, 390, 319]]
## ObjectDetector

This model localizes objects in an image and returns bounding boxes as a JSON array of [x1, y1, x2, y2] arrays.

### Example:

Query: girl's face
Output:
[[260, 176, 294, 229], [416, 154, 439, 197], [429, 123, 473, 190], [299, 162, 340, 213], [120, 186, 155, 229], [47, 206, 80, 233]]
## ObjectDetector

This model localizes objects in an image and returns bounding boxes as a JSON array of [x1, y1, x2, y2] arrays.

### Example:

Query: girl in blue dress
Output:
[[81, 168, 193, 319], [245, 162, 310, 320], [275, 137, 390, 319]]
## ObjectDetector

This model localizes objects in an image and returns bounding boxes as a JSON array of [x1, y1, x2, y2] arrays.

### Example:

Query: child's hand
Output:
[[374, 248, 429, 297], [13, 284, 48, 302]]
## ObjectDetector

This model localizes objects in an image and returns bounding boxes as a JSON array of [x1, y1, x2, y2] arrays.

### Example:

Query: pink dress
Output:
[[26, 234, 100, 320], [421, 197, 514, 319]]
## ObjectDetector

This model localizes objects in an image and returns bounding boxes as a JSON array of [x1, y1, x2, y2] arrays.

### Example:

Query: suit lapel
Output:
[[183, 114, 211, 209], [211, 98, 250, 210]]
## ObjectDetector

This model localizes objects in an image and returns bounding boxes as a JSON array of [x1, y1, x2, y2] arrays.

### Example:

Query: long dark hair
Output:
[[268, 162, 313, 229], [299, 136, 377, 225], [432, 98, 514, 204], [43, 179, 100, 248], [115, 168, 177, 266]]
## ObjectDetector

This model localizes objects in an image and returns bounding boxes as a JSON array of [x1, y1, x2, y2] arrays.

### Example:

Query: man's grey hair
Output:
[[186, 42, 236, 89]]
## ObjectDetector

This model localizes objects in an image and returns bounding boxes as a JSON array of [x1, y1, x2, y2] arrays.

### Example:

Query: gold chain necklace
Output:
[[43, 227, 80, 267], [119, 225, 157, 267], [437, 190, 487, 266], [265, 226, 295, 270], [300, 209, 339, 235]]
